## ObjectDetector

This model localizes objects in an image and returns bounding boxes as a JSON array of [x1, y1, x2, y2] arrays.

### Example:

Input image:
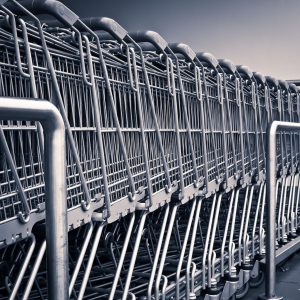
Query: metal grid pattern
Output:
[[0, 1, 299, 299]]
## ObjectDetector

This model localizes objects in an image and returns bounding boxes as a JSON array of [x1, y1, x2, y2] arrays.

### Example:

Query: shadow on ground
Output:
[[243, 251, 300, 300]]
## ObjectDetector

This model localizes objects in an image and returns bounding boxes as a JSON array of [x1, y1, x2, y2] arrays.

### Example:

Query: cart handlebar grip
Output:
[[253, 72, 266, 86], [218, 58, 236, 75], [81, 17, 128, 41], [266, 76, 279, 89], [129, 31, 168, 51], [168, 43, 196, 61], [16, 0, 79, 26], [135, 42, 158, 52], [237, 65, 253, 80], [196, 52, 219, 69], [289, 83, 299, 94], [278, 79, 289, 92]]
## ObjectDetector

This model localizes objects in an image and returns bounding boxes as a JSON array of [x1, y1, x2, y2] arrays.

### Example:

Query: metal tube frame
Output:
[[0, 98, 68, 300], [259, 120, 300, 300]]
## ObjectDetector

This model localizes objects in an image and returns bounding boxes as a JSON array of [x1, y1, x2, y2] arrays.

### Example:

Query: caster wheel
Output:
[[235, 282, 249, 299], [249, 270, 264, 288]]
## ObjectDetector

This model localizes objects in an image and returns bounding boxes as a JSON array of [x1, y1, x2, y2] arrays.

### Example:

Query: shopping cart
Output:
[[0, 1, 150, 298], [288, 83, 300, 238], [276, 80, 297, 246], [80, 17, 178, 213], [0, 0, 104, 242], [0, 0, 300, 299]]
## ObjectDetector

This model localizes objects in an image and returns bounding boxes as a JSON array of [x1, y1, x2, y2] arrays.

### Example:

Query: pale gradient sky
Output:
[[62, 0, 300, 80]]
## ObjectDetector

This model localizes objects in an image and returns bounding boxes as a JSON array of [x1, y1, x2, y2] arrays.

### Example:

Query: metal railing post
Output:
[[0, 97, 68, 300], [259, 120, 300, 300]]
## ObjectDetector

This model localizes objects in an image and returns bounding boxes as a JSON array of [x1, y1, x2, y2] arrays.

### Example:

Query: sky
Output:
[[61, 0, 300, 80]]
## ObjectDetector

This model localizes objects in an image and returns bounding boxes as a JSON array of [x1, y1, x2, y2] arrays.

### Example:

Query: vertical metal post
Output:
[[0, 98, 68, 300], [264, 123, 281, 300], [259, 120, 300, 300]]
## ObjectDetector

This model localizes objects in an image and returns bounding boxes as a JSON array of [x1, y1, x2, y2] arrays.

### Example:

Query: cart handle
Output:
[[13, 0, 79, 26], [289, 83, 299, 94], [129, 31, 168, 52], [279, 80, 291, 115], [81, 17, 128, 42], [168, 42, 196, 61], [278, 79, 289, 92], [127, 47, 139, 92], [237, 65, 253, 81], [1, 7, 31, 79], [4, 0, 92, 87], [253, 72, 266, 87], [196, 52, 219, 70], [218, 58, 236, 75], [195, 66, 203, 101], [166, 57, 176, 96], [289, 85, 300, 118], [10, 0, 92, 87], [266, 75, 279, 91], [0, 98, 68, 300]]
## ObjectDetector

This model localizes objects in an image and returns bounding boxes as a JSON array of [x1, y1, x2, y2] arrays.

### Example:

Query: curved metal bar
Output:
[[9, 0, 93, 209], [0, 97, 68, 300], [77, 19, 138, 198], [82, 17, 128, 41], [18, 18, 45, 156], [161, 275, 168, 300], [173, 55, 200, 186], [258, 121, 300, 300], [0, 7, 31, 78]]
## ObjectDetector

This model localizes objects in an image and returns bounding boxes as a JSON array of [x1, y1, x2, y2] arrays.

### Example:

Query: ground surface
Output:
[[244, 251, 300, 300]]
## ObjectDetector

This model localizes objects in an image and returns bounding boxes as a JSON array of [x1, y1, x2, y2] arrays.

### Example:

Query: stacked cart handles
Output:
[[0, 0, 299, 299]]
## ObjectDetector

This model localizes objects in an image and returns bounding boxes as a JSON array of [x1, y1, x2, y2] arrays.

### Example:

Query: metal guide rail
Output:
[[0, 0, 300, 299]]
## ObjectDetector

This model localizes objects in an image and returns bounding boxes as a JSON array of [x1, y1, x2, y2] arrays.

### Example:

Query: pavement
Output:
[[243, 251, 300, 300]]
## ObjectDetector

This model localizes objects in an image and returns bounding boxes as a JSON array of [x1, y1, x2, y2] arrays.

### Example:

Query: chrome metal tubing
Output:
[[0, 98, 68, 300], [259, 120, 300, 300]]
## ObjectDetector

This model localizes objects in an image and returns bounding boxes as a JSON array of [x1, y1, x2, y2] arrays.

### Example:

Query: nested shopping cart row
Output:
[[2, 179, 300, 299], [0, 0, 300, 299], [0, 0, 272, 238]]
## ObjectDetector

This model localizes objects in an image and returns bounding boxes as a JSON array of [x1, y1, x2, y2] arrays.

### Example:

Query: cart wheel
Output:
[[235, 282, 249, 299], [249, 270, 264, 287]]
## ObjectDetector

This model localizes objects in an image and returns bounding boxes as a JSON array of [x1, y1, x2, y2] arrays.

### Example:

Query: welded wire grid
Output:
[[0, 1, 299, 300]]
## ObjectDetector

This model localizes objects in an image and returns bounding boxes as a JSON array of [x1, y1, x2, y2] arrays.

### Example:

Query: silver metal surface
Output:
[[0, 98, 68, 300], [259, 121, 300, 300], [0, 1, 299, 299]]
